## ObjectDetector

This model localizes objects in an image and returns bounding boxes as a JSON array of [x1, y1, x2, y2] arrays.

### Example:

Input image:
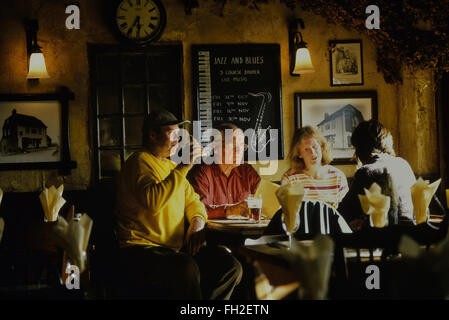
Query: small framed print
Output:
[[329, 40, 364, 86]]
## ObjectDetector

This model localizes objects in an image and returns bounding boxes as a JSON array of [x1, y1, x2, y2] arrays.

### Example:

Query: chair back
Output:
[[264, 200, 352, 239]]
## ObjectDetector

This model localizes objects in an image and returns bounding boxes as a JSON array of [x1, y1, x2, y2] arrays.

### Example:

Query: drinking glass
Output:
[[281, 210, 300, 250], [247, 194, 262, 223]]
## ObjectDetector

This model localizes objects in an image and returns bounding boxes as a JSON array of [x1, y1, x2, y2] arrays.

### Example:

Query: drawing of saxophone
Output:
[[248, 92, 273, 152]]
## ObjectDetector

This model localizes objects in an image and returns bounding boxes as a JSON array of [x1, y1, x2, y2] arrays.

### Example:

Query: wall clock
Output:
[[114, 0, 167, 46]]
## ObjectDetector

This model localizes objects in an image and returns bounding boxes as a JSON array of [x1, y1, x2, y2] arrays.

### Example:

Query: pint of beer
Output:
[[247, 195, 262, 223]]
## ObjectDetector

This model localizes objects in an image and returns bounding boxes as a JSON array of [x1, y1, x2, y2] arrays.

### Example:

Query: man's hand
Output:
[[190, 137, 203, 163], [225, 201, 249, 219], [184, 216, 206, 256], [177, 136, 203, 172]]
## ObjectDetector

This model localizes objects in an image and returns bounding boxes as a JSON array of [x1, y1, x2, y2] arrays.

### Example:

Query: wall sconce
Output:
[[289, 18, 315, 76], [25, 19, 49, 79]]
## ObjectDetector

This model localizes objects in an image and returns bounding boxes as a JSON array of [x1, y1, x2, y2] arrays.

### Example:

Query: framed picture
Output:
[[295, 91, 378, 164], [0, 87, 76, 174], [329, 40, 363, 86]]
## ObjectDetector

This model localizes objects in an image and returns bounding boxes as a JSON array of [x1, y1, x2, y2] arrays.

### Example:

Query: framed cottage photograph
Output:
[[0, 88, 76, 173], [329, 40, 363, 86], [295, 91, 378, 164]]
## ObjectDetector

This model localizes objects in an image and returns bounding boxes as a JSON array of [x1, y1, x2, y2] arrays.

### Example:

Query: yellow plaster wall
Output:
[[0, 0, 439, 191]]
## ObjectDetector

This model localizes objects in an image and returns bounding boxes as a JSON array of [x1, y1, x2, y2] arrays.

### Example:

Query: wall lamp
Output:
[[25, 19, 49, 80], [289, 18, 315, 76]]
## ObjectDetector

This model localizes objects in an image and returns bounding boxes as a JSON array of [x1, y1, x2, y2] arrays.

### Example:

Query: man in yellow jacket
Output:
[[115, 110, 242, 299]]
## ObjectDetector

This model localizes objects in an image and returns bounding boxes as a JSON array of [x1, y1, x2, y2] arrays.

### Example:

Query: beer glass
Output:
[[247, 194, 262, 223]]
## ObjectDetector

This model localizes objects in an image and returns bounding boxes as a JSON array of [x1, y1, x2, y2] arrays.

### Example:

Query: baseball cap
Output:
[[143, 110, 191, 129]]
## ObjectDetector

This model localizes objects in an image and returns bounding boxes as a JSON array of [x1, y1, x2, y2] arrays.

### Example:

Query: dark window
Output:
[[31, 129, 37, 134], [325, 134, 335, 144], [345, 111, 357, 132], [88, 44, 184, 182]]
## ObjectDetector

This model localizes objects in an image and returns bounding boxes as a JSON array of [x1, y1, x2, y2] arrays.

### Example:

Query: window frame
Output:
[[88, 43, 184, 184]]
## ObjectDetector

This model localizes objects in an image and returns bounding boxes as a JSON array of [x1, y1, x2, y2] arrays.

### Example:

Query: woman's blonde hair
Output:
[[288, 126, 333, 172]]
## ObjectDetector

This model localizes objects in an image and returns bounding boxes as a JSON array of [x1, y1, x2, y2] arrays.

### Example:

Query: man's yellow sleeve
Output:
[[135, 163, 191, 214], [184, 181, 208, 223]]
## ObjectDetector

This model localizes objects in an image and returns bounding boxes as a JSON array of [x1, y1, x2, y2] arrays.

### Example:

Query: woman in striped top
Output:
[[281, 126, 349, 209]]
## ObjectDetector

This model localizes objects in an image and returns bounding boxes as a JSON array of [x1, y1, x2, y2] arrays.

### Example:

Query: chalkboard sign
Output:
[[192, 44, 284, 160]]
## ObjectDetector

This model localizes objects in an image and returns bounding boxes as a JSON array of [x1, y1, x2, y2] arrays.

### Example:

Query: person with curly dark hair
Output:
[[338, 120, 416, 231]]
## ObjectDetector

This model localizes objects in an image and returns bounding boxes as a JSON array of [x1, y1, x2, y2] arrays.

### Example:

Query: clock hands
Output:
[[136, 16, 142, 39], [116, 0, 165, 44], [127, 15, 142, 38], [127, 16, 137, 36]]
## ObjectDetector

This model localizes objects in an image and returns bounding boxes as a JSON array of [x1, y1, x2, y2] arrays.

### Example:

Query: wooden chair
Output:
[[330, 200, 449, 299], [264, 200, 352, 239]]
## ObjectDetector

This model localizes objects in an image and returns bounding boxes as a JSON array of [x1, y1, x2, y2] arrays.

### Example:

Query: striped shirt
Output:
[[281, 165, 349, 209]]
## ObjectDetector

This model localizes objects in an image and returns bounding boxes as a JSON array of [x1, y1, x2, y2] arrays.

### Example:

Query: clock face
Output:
[[115, 0, 166, 45]]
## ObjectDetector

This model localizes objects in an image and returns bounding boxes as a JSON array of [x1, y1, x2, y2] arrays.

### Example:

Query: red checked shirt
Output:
[[189, 163, 261, 219]]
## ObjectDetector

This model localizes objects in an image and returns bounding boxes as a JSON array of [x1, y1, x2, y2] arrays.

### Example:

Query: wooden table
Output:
[[206, 219, 270, 247], [207, 219, 270, 236], [238, 237, 304, 300]]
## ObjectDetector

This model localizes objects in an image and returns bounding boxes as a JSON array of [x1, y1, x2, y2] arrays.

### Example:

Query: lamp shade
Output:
[[292, 47, 315, 74], [27, 52, 49, 79]]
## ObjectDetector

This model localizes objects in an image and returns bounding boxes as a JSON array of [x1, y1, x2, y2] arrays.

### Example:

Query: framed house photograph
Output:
[[295, 91, 378, 164], [0, 88, 76, 173], [329, 40, 363, 86]]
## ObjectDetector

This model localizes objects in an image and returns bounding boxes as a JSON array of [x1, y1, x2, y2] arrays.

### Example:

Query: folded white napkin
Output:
[[252, 261, 274, 299], [255, 179, 281, 219], [411, 177, 441, 224], [385, 225, 449, 298], [358, 183, 391, 227], [399, 223, 449, 271], [52, 206, 93, 273], [39, 185, 66, 222], [275, 182, 305, 232], [281, 235, 334, 300]]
